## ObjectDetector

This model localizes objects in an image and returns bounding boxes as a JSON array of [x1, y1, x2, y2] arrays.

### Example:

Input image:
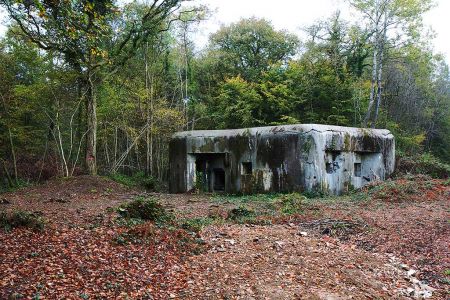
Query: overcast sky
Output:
[[1, 0, 449, 62]]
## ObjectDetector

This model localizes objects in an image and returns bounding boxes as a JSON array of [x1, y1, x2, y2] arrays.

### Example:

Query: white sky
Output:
[[1, 0, 449, 62]]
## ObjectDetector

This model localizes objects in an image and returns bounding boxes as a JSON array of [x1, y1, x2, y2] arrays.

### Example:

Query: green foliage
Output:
[[180, 217, 217, 233], [0, 210, 46, 231], [227, 206, 256, 222], [0, 178, 30, 193], [358, 175, 439, 203], [1, 1, 450, 183], [117, 197, 171, 223], [110, 172, 159, 191], [194, 171, 207, 193], [274, 193, 306, 214], [209, 18, 299, 82], [112, 231, 142, 246], [396, 153, 450, 179], [213, 193, 279, 204]]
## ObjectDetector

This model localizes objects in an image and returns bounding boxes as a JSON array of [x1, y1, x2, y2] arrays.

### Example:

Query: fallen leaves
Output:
[[1, 175, 449, 299]]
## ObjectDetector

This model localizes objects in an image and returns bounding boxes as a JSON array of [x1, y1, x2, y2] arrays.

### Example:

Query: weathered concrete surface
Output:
[[169, 124, 395, 195]]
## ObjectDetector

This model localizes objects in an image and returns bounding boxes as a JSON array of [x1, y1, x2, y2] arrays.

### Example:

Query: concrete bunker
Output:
[[169, 124, 395, 195]]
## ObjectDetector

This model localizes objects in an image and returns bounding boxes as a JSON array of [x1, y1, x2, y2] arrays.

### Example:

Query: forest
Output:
[[0, 0, 449, 189], [1, 1, 450, 299]]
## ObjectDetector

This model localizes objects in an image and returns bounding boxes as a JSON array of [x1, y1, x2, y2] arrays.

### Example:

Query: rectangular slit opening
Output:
[[241, 162, 252, 175], [354, 163, 362, 177]]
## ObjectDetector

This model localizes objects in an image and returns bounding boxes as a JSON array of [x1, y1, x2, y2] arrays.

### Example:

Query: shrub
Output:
[[274, 193, 305, 214], [359, 175, 439, 203], [0, 210, 46, 231], [117, 197, 171, 223], [110, 172, 160, 191], [227, 206, 255, 222], [395, 153, 450, 179]]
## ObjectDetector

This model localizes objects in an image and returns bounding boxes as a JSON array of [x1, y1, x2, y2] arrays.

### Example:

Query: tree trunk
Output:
[[85, 72, 97, 175], [1, 94, 18, 185], [1, 159, 14, 188], [364, 35, 379, 127], [372, 12, 388, 128], [363, 0, 381, 128], [7, 126, 18, 184]]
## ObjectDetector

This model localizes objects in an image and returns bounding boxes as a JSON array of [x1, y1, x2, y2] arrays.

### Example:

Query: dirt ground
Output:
[[0, 176, 449, 299]]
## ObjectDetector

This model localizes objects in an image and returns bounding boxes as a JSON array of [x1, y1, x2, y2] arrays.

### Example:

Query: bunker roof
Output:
[[173, 124, 393, 139]]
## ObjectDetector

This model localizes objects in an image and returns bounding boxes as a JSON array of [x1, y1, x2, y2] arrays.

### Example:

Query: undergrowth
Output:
[[355, 175, 440, 203], [213, 193, 306, 217], [395, 153, 450, 179], [117, 196, 172, 224], [0, 179, 31, 194], [110, 172, 159, 191], [0, 210, 46, 231], [114, 197, 205, 254], [180, 217, 219, 233]]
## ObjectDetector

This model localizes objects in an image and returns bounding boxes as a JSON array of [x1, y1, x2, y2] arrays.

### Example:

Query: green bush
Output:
[[274, 193, 305, 214], [117, 197, 171, 223], [227, 206, 255, 221], [396, 153, 450, 179], [0, 210, 46, 231], [110, 172, 159, 191]]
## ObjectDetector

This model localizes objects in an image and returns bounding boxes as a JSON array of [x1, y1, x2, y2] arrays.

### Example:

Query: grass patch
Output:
[[273, 193, 305, 214], [213, 193, 280, 204], [213, 193, 307, 217], [180, 217, 219, 233], [0, 210, 46, 231]]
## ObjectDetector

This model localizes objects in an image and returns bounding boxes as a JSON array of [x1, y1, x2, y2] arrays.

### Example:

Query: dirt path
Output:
[[176, 224, 411, 299], [1, 176, 449, 299]]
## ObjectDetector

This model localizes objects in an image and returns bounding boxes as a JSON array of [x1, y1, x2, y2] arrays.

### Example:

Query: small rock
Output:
[[274, 241, 284, 249], [0, 198, 10, 204], [407, 269, 416, 277], [418, 290, 433, 298], [409, 277, 420, 285], [225, 239, 236, 245], [299, 231, 308, 237], [216, 246, 226, 252], [419, 283, 435, 292], [400, 264, 409, 271], [406, 287, 415, 296]]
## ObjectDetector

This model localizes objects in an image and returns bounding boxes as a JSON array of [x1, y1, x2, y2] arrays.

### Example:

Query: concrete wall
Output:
[[169, 124, 395, 195]]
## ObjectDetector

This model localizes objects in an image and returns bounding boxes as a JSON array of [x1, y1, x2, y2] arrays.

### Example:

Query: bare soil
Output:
[[0, 176, 449, 299]]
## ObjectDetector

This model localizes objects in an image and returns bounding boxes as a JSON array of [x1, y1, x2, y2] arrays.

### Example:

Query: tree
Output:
[[209, 18, 299, 82], [349, 0, 433, 128], [0, 0, 191, 175]]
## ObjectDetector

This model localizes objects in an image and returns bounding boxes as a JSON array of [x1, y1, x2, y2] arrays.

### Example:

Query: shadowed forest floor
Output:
[[0, 176, 449, 299]]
